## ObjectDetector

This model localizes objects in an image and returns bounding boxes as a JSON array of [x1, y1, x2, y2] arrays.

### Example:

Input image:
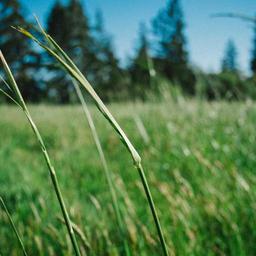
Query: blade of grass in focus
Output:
[[15, 20, 169, 256], [0, 51, 81, 256]]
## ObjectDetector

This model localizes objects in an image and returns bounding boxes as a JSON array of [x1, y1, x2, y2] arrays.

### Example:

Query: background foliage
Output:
[[1, 0, 256, 103]]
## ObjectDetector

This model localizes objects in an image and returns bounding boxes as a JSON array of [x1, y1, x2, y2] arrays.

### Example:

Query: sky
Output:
[[21, 0, 256, 74]]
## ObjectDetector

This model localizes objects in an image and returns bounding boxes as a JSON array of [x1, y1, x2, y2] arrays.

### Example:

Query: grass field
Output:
[[0, 100, 256, 255]]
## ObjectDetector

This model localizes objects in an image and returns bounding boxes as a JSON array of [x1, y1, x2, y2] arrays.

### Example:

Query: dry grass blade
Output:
[[15, 20, 169, 255], [57, 216, 90, 251], [0, 51, 81, 256], [0, 197, 28, 256], [133, 114, 150, 145], [13, 23, 141, 167]]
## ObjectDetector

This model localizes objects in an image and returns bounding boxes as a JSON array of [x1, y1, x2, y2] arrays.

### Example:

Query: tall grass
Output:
[[1, 99, 256, 255], [72, 79, 130, 255], [15, 20, 169, 255], [0, 52, 81, 256], [0, 197, 28, 256]]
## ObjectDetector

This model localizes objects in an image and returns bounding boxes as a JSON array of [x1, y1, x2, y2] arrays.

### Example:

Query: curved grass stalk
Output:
[[15, 22, 169, 255], [73, 80, 131, 255], [211, 13, 256, 23], [0, 52, 81, 256], [0, 197, 28, 256]]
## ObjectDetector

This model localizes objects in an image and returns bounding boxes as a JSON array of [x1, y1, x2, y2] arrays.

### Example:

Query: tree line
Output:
[[0, 0, 256, 103]]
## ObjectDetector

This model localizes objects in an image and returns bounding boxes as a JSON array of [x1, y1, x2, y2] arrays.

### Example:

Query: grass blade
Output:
[[57, 216, 90, 251], [73, 80, 131, 255], [0, 197, 28, 256], [0, 88, 20, 107], [211, 13, 256, 23], [0, 51, 81, 256], [16, 22, 169, 255]]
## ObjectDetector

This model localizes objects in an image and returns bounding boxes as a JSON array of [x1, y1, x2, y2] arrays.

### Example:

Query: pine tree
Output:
[[152, 0, 195, 94], [0, 0, 42, 102], [129, 23, 152, 100], [46, 0, 95, 103], [66, 0, 94, 74], [219, 40, 243, 99], [251, 22, 256, 75], [47, 1, 69, 49], [92, 10, 125, 101], [221, 39, 238, 72], [153, 0, 187, 62], [46, 1, 71, 103]]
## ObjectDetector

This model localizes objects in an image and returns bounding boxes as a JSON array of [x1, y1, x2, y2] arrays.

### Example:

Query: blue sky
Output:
[[21, 0, 256, 74]]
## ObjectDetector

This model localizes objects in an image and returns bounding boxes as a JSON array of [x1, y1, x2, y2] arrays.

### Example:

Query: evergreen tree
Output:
[[47, 1, 69, 49], [152, 0, 195, 94], [153, 0, 187, 62], [46, 0, 70, 103], [219, 40, 242, 99], [251, 21, 256, 75], [0, 0, 42, 102], [46, 0, 95, 103], [221, 39, 238, 72], [129, 23, 152, 100], [67, 0, 94, 74], [92, 10, 125, 101]]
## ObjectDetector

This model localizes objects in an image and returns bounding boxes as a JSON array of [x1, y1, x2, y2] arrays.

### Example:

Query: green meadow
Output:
[[1, 101, 256, 255]]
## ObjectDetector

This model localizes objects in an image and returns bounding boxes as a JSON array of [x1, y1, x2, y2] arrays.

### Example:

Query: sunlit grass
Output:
[[0, 100, 256, 255], [15, 20, 168, 255], [0, 52, 81, 256]]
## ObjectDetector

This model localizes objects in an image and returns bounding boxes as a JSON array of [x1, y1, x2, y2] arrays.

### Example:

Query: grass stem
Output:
[[0, 51, 81, 256], [0, 197, 28, 256], [16, 22, 169, 255], [73, 80, 131, 255]]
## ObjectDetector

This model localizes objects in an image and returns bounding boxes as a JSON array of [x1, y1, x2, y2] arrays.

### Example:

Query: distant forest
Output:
[[1, 0, 256, 103]]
